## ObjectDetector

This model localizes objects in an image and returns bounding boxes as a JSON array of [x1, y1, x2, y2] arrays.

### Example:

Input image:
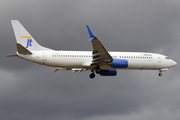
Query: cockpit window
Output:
[[165, 57, 169, 59]]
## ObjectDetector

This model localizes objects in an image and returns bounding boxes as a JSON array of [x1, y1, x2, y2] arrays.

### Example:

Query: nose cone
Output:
[[171, 60, 177, 67]]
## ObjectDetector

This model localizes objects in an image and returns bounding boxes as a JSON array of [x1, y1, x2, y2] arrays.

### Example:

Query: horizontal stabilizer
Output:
[[6, 54, 18, 57], [16, 43, 32, 54]]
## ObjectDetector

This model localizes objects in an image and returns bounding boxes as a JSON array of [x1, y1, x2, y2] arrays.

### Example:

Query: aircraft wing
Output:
[[86, 25, 112, 65]]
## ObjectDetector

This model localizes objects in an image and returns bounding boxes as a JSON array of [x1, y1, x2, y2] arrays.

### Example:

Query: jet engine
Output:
[[100, 70, 117, 76], [111, 59, 128, 68]]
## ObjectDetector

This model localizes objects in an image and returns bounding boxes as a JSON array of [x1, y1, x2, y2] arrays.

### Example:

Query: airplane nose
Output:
[[171, 60, 177, 67]]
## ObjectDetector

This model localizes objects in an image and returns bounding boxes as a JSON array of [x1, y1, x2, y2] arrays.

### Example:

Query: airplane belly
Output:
[[60, 60, 85, 66], [128, 60, 155, 70], [45, 57, 88, 67]]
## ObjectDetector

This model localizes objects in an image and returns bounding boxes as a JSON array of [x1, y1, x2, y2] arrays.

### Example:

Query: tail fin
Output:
[[11, 20, 53, 52]]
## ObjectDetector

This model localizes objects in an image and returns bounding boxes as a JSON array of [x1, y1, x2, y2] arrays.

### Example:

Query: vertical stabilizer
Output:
[[11, 20, 53, 51]]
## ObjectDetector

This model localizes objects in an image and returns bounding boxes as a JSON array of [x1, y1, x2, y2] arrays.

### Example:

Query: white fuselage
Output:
[[17, 51, 177, 71], [10, 20, 177, 78]]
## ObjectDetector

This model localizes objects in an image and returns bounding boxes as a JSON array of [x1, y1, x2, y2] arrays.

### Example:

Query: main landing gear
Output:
[[90, 66, 102, 79], [95, 68, 101, 74], [89, 70, 95, 79]]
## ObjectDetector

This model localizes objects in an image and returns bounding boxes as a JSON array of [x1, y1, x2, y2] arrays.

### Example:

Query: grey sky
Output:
[[1, 0, 180, 120]]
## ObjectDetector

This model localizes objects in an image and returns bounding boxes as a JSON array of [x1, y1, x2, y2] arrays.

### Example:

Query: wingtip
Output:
[[11, 20, 19, 24], [86, 25, 96, 40]]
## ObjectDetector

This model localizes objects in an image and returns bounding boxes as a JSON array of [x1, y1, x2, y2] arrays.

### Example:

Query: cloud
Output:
[[83, 106, 180, 120]]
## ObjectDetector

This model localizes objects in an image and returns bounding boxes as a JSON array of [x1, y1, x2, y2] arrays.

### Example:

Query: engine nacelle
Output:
[[111, 59, 128, 68], [100, 70, 117, 76]]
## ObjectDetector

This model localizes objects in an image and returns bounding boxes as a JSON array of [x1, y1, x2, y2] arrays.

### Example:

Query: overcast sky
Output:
[[1, 0, 180, 120]]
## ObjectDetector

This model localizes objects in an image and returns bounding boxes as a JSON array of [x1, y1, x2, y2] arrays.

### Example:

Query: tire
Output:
[[159, 73, 162, 76], [90, 73, 95, 79], [95, 69, 101, 74]]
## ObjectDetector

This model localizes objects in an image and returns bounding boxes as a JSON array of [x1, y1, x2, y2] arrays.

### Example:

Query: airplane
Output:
[[7, 20, 177, 79]]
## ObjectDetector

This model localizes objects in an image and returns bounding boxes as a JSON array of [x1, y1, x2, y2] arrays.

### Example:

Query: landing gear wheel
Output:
[[159, 73, 162, 76], [95, 65, 101, 74], [89, 73, 95, 79], [96, 69, 101, 74]]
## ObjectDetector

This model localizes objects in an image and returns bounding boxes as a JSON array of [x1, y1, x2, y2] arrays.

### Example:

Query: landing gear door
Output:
[[158, 56, 161, 63], [42, 53, 47, 63]]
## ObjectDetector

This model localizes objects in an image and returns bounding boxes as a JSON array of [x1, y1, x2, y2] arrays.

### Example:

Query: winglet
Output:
[[86, 25, 96, 41]]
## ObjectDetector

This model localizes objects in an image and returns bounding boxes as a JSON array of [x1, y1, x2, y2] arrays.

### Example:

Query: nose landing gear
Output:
[[159, 72, 162, 76]]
